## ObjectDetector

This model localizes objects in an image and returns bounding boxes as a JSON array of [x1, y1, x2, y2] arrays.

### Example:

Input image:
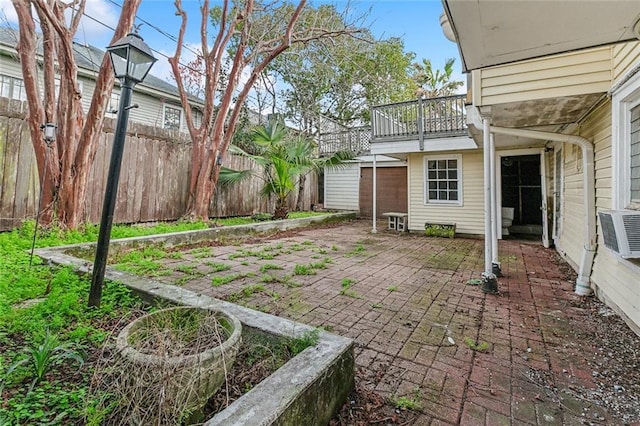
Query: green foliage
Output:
[[424, 223, 456, 238], [386, 285, 398, 292], [259, 263, 284, 273], [339, 278, 359, 298], [227, 284, 269, 303], [6, 330, 83, 392], [390, 387, 423, 411], [205, 261, 232, 273], [345, 242, 366, 257], [463, 337, 490, 352], [412, 58, 464, 98], [211, 273, 245, 287], [227, 123, 353, 219], [113, 247, 172, 277], [0, 221, 148, 424], [287, 329, 320, 356], [293, 264, 317, 275]]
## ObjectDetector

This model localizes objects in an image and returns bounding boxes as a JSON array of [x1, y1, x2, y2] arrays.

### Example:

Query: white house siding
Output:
[[407, 151, 484, 235], [613, 41, 640, 84], [323, 163, 359, 211], [587, 80, 640, 334], [473, 46, 612, 106]]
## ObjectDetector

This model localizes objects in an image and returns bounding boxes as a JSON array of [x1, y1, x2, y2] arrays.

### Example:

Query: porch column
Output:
[[372, 154, 377, 234], [482, 117, 498, 292], [490, 133, 501, 275]]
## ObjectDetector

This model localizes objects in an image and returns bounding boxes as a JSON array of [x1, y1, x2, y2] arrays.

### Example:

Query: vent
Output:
[[598, 210, 640, 258]]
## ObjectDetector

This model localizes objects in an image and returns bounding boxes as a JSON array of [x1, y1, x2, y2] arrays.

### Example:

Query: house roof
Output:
[[0, 27, 187, 101], [443, 0, 640, 71]]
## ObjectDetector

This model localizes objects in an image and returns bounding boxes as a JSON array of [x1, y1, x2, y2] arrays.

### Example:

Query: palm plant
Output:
[[412, 58, 464, 98], [221, 122, 352, 219]]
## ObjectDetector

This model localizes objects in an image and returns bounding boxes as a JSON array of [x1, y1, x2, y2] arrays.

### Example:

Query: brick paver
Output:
[[154, 220, 628, 425]]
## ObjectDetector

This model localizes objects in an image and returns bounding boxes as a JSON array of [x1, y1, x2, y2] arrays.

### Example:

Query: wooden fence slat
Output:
[[0, 101, 318, 231]]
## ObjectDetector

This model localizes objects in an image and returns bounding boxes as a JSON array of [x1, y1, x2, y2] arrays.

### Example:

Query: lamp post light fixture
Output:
[[40, 123, 57, 142], [89, 32, 156, 308]]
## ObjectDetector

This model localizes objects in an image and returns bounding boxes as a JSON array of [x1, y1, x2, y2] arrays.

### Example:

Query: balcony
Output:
[[319, 94, 469, 157]]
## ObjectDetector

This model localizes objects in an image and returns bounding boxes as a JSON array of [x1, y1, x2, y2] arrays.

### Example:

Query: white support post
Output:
[[490, 133, 500, 273], [372, 154, 377, 234], [483, 118, 493, 275], [481, 117, 498, 293]]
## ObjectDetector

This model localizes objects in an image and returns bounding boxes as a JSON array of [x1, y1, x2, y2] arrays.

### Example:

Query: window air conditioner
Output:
[[598, 210, 640, 258]]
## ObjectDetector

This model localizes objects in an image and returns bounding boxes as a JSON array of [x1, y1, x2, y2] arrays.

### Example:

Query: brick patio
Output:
[[155, 219, 626, 425]]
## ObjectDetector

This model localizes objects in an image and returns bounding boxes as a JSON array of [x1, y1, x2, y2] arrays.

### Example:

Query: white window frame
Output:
[[423, 154, 463, 206], [163, 104, 182, 130], [0, 74, 27, 101], [612, 68, 640, 210]]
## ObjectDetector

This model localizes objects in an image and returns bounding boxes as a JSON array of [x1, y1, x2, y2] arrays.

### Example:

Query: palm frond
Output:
[[218, 166, 254, 186]]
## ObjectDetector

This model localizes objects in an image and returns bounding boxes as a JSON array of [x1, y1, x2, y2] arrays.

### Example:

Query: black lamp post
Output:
[[89, 33, 156, 307]]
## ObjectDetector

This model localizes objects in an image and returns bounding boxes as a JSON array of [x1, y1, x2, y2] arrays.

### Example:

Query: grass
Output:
[[0, 220, 149, 424], [0, 212, 333, 424], [211, 273, 247, 287], [345, 242, 366, 257], [339, 278, 359, 298], [390, 387, 423, 411], [463, 337, 490, 352]]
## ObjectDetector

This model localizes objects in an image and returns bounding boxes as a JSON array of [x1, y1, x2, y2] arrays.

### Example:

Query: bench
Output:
[[382, 212, 408, 232]]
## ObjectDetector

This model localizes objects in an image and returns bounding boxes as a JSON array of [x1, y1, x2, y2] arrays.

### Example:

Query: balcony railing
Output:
[[372, 94, 467, 144], [318, 94, 467, 155], [318, 126, 371, 156]]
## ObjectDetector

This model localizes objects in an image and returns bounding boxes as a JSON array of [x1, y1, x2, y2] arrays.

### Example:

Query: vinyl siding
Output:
[[0, 53, 192, 134], [407, 151, 484, 235], [585, 99, 640, 333], [324, 164, 359, 211], [475, 47, 612, 106], [561, 101, 640, 332], [612, 41, 640, 84]]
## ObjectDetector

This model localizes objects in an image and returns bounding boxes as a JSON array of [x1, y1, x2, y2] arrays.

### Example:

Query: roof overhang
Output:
[[443, 0, 640, 71]]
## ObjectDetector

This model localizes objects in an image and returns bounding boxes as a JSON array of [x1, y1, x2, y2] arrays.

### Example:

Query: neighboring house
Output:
[[439, 1, 640, 335], [0, 27, 203, 133]]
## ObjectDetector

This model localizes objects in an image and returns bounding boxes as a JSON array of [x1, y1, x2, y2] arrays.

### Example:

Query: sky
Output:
[[0, 0, 464, 94]]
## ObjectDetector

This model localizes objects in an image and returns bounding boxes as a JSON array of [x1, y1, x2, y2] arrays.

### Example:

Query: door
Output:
[[501, 154, 543, 235], [359, 166, 407, 218]]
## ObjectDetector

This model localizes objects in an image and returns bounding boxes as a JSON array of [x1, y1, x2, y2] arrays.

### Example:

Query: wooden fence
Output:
[[0, 98, 317, 231]]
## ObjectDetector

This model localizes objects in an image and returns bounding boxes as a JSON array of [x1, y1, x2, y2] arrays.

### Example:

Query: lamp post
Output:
[[89, 33, 156, 307]]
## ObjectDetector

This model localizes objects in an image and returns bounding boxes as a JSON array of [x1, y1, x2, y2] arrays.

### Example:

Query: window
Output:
[[0, 74, 27, 101], [163, 105, 182, 130], [424, 154, 462, 205], [612, 69, 640, 210]]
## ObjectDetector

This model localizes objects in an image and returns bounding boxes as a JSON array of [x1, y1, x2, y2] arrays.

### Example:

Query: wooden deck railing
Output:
[[318, 126, 371, 156], [318, 94, 467, 155], [371, 94, 467, 144]]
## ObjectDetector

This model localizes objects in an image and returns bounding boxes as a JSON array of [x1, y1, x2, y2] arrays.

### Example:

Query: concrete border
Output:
[[34, 213, 356, 425]]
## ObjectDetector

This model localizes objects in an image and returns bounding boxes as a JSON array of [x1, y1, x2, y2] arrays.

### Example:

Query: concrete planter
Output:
[[116, 306, 242, 421]]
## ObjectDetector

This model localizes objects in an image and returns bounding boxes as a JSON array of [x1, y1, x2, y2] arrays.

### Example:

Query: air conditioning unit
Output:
[[598, 210, 640, 258]]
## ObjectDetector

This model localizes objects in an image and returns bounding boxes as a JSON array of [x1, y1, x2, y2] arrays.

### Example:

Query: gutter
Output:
[[489, 126, 596, 296]]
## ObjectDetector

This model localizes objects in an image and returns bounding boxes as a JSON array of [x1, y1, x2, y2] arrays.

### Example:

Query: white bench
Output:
[[382, 212, 408, 232]]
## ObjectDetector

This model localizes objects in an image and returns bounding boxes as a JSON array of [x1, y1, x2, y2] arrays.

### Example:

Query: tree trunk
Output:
[[296, 174, 306, 212], [274, 198, 289, 220]]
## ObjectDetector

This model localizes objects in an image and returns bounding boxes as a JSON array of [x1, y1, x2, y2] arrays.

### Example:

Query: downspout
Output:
[[481, 118, 498, 293], [490, 126, 596, 296]]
